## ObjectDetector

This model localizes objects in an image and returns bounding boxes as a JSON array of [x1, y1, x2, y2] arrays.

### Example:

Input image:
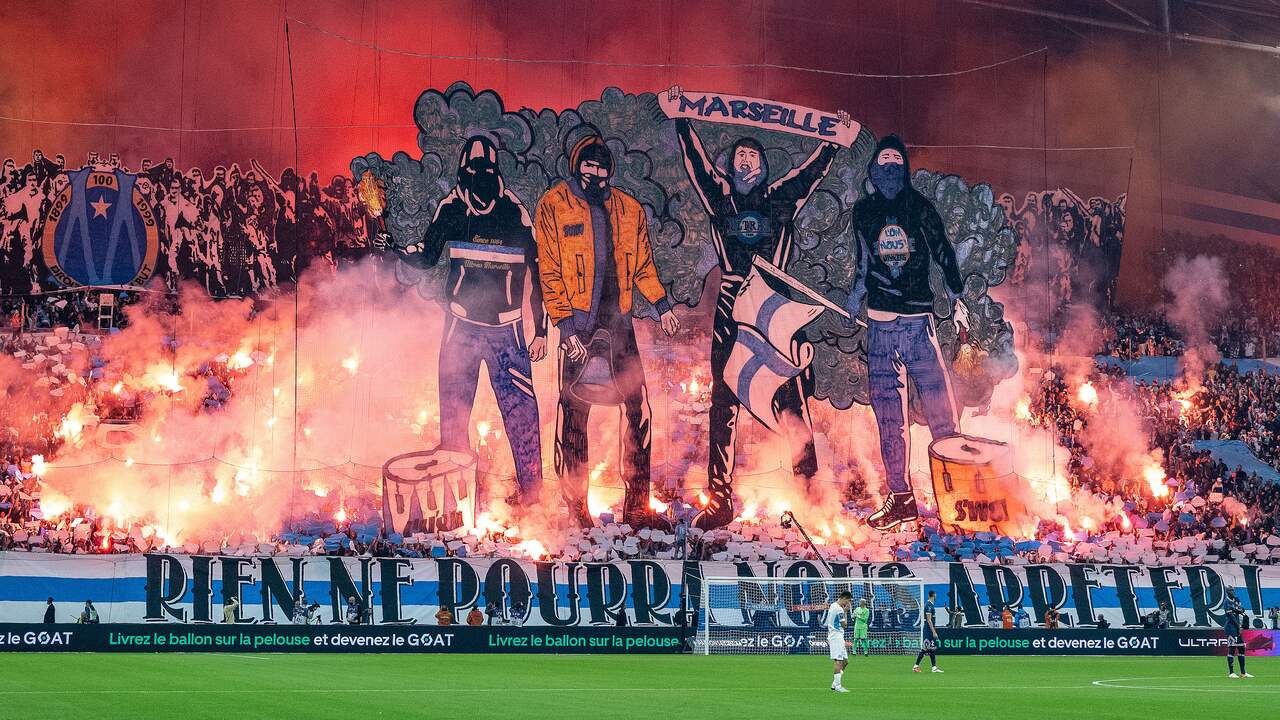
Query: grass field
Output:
[[1, 654, 1274, 719]]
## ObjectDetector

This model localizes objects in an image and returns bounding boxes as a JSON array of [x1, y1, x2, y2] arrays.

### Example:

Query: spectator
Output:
[[43, 597, 55, 624], [466, 606, 484, 626], [1097, 616, 1111, 629], [1014, 607, 1030, 628], [223, 597, 240, 624], [345, 596, 363, 625], [485, 600, 501, 626], [1001, 607, 1013, 629], [81, 600, 99, 624], [435, 607, 454, 626], [1044, 608, 1060, 629]]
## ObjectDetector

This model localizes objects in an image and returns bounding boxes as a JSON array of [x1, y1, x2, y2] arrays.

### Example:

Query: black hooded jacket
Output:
[[675, 118, 840, 280], [846, 136, 964, 316], [416, 140, 546, 334]]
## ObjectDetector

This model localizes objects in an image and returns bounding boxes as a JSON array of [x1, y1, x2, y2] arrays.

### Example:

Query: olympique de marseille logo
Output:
[[42, 168, 159, 288]]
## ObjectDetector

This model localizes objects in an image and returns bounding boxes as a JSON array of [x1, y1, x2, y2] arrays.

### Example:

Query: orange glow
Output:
[[335, 507, 348, 523], [514, 539, 547, 559], [31, 454, 47, 476], [39, 486, 70, 517], [1076, 382, 1098, 407], [649, 496, 669, 513], [341, 354, 360, 376], [1143, 463, 1169, 497], [696, 491, 709, 508], [1014, 397, 1032, 421]]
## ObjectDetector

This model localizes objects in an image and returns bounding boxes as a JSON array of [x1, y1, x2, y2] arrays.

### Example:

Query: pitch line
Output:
[[1093, 676, 1278, 693]]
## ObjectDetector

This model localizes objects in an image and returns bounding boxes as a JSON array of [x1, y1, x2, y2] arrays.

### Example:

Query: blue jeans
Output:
[[867, 315, 957, 494], [438, 315, 543, 501]]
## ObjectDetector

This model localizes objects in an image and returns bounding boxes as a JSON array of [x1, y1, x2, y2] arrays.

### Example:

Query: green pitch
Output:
[[2, 653, 1274, 719]]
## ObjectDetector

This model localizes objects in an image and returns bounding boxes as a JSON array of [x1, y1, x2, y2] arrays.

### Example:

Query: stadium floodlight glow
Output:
[[697, 576, 927, 657]]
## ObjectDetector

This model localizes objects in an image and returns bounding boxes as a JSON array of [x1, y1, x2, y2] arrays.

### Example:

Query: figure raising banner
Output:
[[665, 86, 852, 529]]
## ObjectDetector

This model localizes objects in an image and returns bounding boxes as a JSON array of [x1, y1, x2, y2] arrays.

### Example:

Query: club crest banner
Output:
[[42, 168, 160, 288]]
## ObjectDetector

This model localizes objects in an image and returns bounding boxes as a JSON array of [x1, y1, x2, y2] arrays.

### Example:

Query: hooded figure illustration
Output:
[[847, 135, 969, 531], [671, 107, 841, 530], [400, 134, 548, 511]]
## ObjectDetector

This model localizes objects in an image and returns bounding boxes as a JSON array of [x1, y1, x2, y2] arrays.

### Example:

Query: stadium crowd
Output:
[[1, 150, 383, 300]]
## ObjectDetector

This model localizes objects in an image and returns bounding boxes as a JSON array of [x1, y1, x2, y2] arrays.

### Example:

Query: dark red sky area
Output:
[[1, 0, 1277, 301]]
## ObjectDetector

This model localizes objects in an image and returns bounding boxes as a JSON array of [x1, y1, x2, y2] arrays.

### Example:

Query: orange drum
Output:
[[927, 435, 1026, 534], [381, 448, 477, 534]]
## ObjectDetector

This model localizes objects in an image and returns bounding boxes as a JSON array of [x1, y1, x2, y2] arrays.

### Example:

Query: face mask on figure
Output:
[[729, 138, 767, 196], [457, 136, 503, 212], [869, 142, 907, 200], [573, 138, 613, 205]]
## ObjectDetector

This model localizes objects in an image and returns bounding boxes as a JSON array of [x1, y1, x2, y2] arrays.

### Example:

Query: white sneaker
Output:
[[932, 667, 944, 673], [832, 686, 850, 693], [1229, 673, 1240, 678], [1243, 673, 1255, 678]]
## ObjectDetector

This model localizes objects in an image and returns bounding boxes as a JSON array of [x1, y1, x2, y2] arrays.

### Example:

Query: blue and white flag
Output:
[[723, 258, 846, 432]]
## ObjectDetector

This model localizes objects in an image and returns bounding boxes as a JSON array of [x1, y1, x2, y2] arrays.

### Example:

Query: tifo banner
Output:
[[936, 628, 1279, 656], [658, 88, 862, 146], [0, 623, 684, 654], [3, 554, 1278, 629]]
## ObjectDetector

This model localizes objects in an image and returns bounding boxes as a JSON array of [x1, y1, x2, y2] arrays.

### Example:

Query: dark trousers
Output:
[[555, 313, 652, 515], [707, 280, 817, 494]]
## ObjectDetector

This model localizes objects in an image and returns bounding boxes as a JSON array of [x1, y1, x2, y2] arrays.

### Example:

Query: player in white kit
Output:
[[828, 591, 853, 692]]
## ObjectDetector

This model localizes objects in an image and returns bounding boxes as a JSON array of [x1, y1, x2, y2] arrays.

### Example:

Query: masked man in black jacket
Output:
[[846, 135, 969, 530], [402, 136, 547, 507]]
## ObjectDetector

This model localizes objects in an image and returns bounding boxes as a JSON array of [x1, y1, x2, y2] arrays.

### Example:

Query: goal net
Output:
[[697, 576, 925, 656]]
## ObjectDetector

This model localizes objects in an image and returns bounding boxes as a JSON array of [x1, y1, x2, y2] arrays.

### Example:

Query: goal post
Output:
[[697, 576, 925, 656]]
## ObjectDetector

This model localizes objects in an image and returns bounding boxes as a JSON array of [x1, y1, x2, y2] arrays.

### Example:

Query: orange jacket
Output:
[[533, 180, 669, 330]]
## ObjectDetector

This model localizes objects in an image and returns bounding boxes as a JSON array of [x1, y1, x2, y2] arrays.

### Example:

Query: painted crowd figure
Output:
[[670, 87, 843, 530], [846, 135, 969, 530], [406, 136, 548, 506], [535, 135, 681, 530]]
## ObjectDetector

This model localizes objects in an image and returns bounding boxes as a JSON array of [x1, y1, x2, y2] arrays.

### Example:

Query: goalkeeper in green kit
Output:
[[852, 598, 871, 656]]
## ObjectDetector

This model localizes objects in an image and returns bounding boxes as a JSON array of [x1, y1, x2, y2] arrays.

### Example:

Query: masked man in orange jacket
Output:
[[534, 134, 680, 529]]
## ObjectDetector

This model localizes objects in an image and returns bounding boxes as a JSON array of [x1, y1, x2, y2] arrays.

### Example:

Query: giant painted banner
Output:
[[3, 554, 1278, 629]]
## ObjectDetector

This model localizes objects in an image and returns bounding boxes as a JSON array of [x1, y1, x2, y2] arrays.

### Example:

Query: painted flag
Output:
[[723, 258, 846, 432]]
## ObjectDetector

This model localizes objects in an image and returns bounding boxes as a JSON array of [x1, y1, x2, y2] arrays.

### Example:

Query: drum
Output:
[[927, 435, 1026, 534], [96, 421, 138, 449], [381, 448, 477, 534]]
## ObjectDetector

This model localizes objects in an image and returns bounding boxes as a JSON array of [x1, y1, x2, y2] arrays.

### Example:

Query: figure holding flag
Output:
[[846, 136, 970, 531], [664, 86, 851, 530]]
